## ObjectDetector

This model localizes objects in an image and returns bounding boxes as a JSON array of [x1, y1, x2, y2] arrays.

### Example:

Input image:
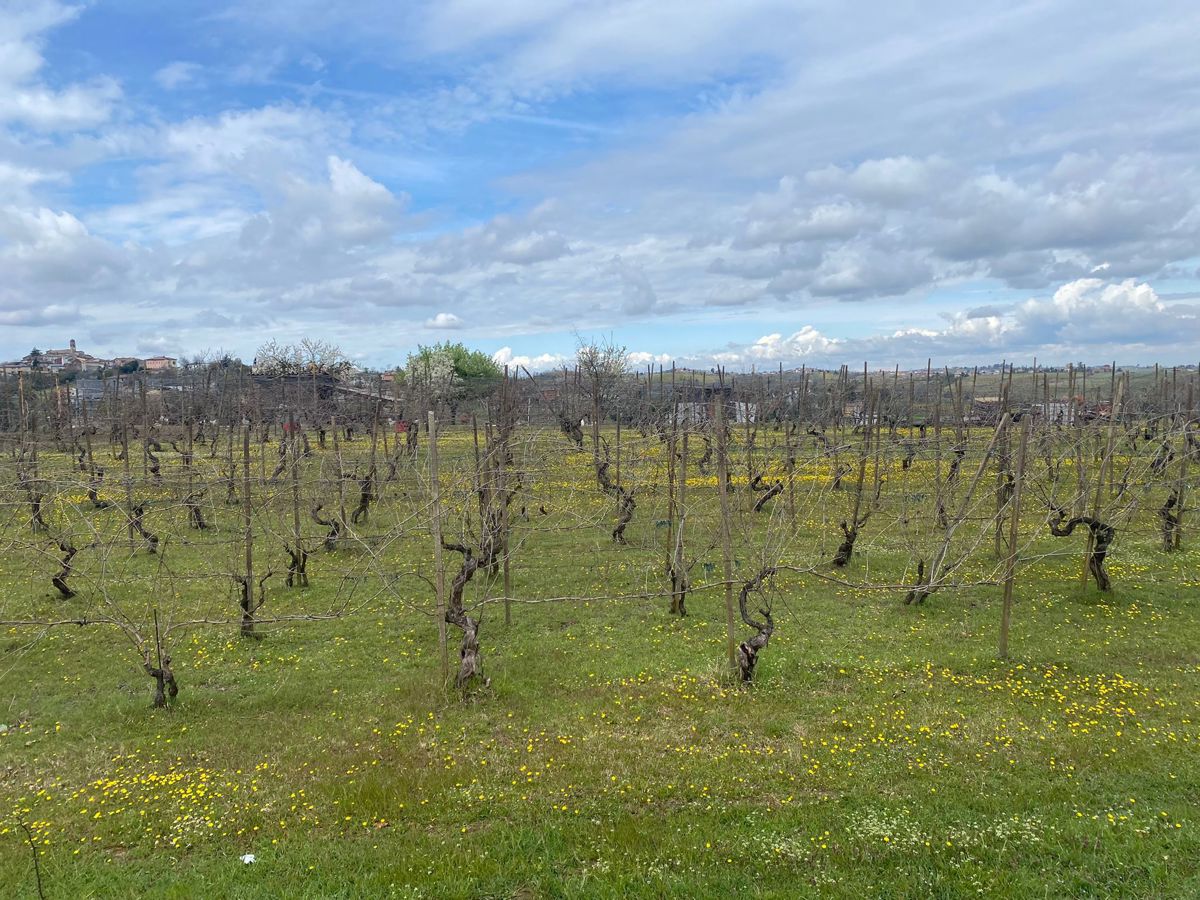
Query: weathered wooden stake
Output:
[[716, 396, 737, 670], [999, 416, 1031, 659], [428, 412, 448, 683]]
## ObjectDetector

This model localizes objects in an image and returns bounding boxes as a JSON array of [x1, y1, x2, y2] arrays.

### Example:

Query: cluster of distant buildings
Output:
[[0, 340, 177, 377]]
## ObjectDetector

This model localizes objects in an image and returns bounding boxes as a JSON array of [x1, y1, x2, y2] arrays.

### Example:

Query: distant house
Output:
[[841, 400, 879, 427], [143, 356, 178, 372], [1034, 400, 1079, 426], [672, 385, 756, 424]]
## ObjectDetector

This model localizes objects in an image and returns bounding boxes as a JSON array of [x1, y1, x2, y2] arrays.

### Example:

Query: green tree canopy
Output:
[[406, 342, 501, 406]]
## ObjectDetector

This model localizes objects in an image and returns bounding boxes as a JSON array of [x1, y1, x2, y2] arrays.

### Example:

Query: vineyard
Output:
[[1, 361, 1198, 898]]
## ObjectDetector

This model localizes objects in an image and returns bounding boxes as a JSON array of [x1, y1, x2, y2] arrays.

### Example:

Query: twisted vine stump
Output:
[[29, 493, 48, 533], [131, 503, 158, 553], [736, 567, 778, 682], [595, 443, 615, 493], [88, 468, 111, 508], [285, 543, 309, 587], [697, 435, 713, 474], [830, 432, 879, 568], [143, 651, 178, 708], [1151, 442, 1174, 476], [311, 504, 342, 550], [405, 421, 419, 459], [904, 561, 928, 605], [170, 438, 194, 468], [270, 439, 288, 482], [750, 473, 783, 513], [442, 541, 491, 691], [185, 491, 207, 529], [1160, 492, 1181, 551], [947, 445, 967, 483], [1186, 421, 1200, 460], [52, 540, 77, 599], [146, 442, 161, 482], [1048, 508, 1115, 591], [831, 463, 850, 490], [612, 487, 636, 543], [350, 471, 375, 525], [234, 571, 273, 638], [668, 554, 691, 617], [832, 518, 863, 567], [596, 441, 638, 546], [556, 407, 584, 449]]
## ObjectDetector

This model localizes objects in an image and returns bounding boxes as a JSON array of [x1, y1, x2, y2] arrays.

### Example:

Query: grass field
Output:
[[2, 423, 1198, 898]]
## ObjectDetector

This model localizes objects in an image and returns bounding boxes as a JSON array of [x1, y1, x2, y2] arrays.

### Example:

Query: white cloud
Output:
[[743, 326, 842, 361], [492, 346, 567, 371], [0, 1, 121, 130], [807, 156, 946, 206], [0, 300, 79, 327], [425, 312, 463, 329], [416, 210, 571, 273], [154, 61, 203, 90], [611, 256, 656, 314], [161, 105, 339, 179], [626, 350, 673, 366], [710, 278, 1200, 368], [0, 206, 129, 288], [0, 160, 63, 203]]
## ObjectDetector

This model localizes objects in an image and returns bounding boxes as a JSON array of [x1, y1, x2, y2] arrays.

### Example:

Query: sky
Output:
[[2, 0, 1199, 371]]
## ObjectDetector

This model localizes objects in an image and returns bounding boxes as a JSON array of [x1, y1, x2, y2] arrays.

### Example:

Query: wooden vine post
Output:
[[999, 415, 1031, 659], [241, 422, 255, 636], [716, 394, 737, 670], [428, 412, 448, 683]]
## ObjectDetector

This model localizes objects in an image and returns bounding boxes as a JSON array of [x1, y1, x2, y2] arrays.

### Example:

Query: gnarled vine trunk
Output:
[[736, 567, 778, 682]]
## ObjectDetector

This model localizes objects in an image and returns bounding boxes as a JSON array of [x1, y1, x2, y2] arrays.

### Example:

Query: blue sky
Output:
[[2, 0, 1199, 370]]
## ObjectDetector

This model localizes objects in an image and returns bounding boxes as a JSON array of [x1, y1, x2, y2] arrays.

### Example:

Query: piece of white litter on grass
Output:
[[241, 853, 256, 864]]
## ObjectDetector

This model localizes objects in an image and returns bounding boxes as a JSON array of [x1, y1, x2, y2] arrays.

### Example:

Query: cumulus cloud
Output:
[[0, 1, 121, 130], [610, 256, 657, 314], [627, 350, 673, 366], [0, 160, 63, 203], [425, 312, 463, 329], [709, 279, 1200, 368], [740, 326, 843, 361], [735, 180, 880, 248], [0, 299, 79, 327], [491, 345, 670, 372], [492, 346, 567, 371], [805, 156, 946, 206], [0, 206, 129, 289], [415, 210, 571, 274]]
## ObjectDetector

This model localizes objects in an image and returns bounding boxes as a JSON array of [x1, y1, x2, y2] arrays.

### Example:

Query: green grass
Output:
[[1, 424, 1198, 898]]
